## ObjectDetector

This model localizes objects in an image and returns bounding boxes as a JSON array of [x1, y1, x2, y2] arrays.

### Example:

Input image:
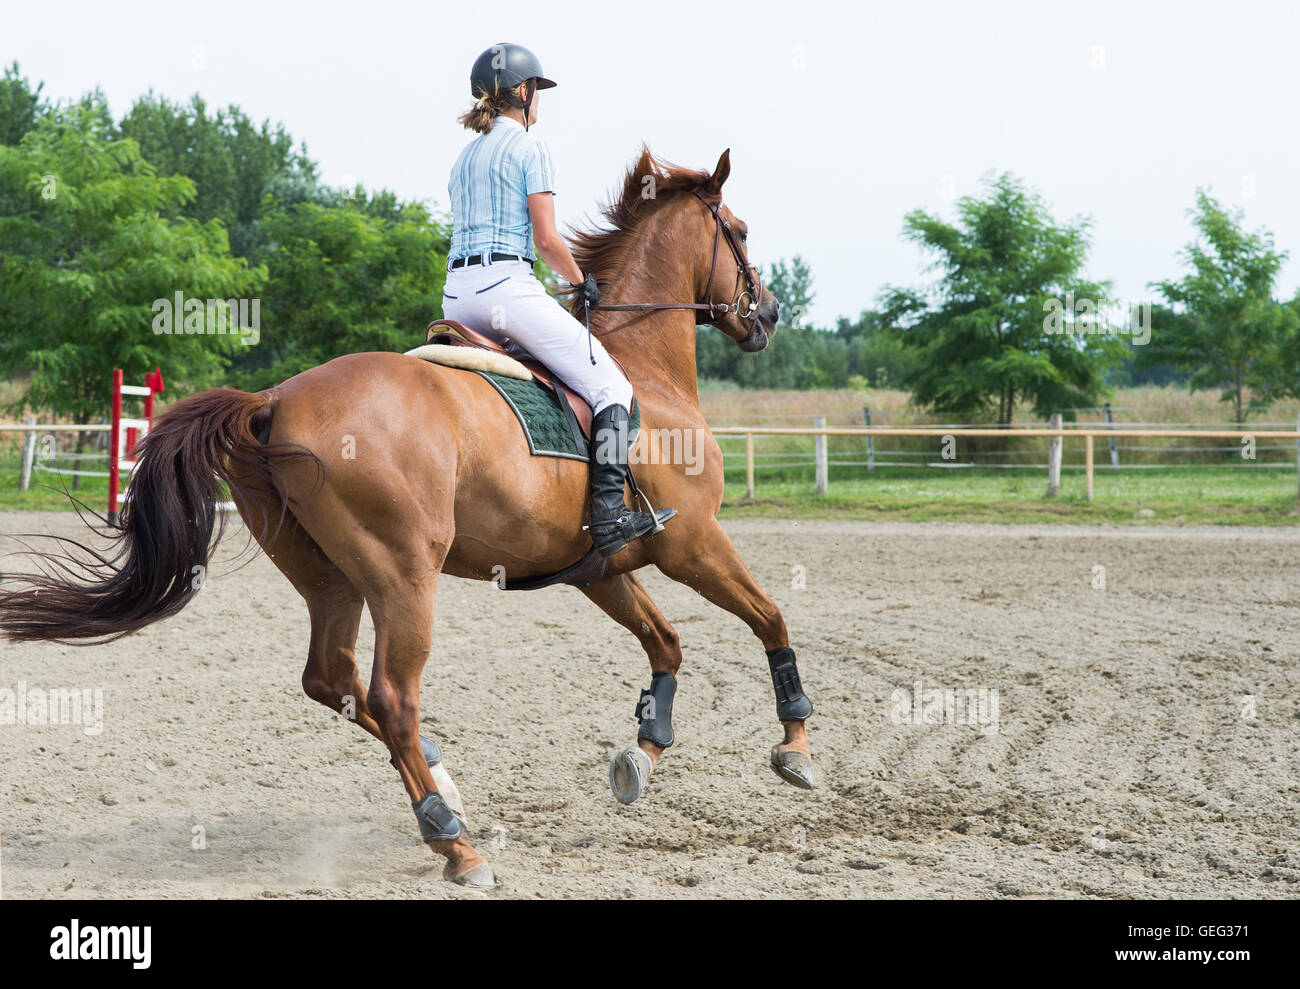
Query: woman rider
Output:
[[443, 43, 675, 558]]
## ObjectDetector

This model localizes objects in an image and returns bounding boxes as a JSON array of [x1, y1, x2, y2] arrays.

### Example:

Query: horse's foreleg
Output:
[[580, 573, 682, 804], [649, 519, 815, 790]]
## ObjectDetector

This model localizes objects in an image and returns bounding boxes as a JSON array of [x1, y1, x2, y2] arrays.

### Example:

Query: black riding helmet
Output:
[[470, 43, 556, 131]]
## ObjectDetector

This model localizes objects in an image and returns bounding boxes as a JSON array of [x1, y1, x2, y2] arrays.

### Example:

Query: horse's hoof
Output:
[[770, 747, 815, 790], [431, 762, 469, 829], [609, 745, 653, 805], [445, 860, 496, 889]]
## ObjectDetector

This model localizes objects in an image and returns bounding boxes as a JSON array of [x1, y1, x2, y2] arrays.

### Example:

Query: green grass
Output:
[[717, 464, 1300, 525], [0, 445, 112, 514]]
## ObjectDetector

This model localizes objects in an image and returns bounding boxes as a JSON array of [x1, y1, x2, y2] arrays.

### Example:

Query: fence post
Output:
[[863, 406, 875, 473], [1046, 412, 1062, 497], [19, 415, 37, 491], [745, 432, 755, 499], [814, 416, 828, 495], [1104, 402, 1119, 466], [1085, 433, 1095, 502]]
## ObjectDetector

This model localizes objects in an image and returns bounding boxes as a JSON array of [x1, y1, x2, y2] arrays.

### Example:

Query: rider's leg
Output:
[[445, 263, 676, 556], [456, 262, 630, 411], [586, 403, 676, 558]]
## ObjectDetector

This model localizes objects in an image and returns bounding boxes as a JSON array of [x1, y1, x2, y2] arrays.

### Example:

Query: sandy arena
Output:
[[1, 511, 1297, 899]]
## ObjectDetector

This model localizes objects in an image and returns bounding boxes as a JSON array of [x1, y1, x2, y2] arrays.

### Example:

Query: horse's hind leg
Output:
[[580, 573, 682, 804], [253, 512, 468, 822], [363, 572, 492, 888], [648, 518, 815, 790]]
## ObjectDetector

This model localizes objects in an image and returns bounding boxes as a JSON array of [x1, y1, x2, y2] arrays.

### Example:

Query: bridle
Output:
[[588, 190, 764, 334]]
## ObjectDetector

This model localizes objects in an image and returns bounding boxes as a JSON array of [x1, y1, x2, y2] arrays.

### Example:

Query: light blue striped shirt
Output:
[[448, 115, 555, 263]]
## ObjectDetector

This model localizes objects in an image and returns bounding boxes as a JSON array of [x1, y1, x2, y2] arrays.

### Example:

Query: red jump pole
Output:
[[145, 366, 164, 418]]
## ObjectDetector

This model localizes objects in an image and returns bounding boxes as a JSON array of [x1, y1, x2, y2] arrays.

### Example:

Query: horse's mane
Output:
[[566, 146, 711, 317]]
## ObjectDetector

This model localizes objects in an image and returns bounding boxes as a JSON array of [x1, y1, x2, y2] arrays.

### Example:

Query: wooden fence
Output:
[[8, 420, 1300, 505], [712, 421, 1300, 501]]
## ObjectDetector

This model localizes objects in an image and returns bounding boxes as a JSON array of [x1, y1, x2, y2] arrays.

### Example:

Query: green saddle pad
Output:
[[474, 370, 639, 461]]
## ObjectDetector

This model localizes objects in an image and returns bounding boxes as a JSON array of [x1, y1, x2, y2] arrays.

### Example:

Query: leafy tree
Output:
[[1283, 291, 1300, 396], [0, 61, 48, 145], [227, 192, 451, 389], [1144, 190, 1294, 424], [76, 87, 116, 135], [697, 256, 839, 389], [0, 107, 264, 435], [119, 93, 317, 259], [883, 172, 1118, 423], [765, 255, 814, 328], [698, 322, 813, 389], [834, 311, 918, 389]]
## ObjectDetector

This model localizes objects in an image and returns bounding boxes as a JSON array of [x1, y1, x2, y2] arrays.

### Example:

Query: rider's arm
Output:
[[528, 192, 584, 286]]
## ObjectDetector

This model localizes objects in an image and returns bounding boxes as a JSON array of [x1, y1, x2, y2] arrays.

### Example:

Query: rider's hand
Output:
[[572, 273, 600, 307]]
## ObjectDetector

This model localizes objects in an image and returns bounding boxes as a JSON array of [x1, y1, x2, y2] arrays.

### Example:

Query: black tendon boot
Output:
[[586, 404, 676, 558]]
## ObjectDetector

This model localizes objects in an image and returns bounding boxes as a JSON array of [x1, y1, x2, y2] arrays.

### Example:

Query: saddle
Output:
[[424, 319, 635, 442], [412, 320, 646, 593]]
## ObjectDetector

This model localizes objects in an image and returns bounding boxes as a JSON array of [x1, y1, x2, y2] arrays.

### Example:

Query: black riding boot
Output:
[[586, 404, 676, 558]]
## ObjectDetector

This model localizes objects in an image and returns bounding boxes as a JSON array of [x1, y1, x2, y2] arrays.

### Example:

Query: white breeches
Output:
[[441, 260, 633, 414]]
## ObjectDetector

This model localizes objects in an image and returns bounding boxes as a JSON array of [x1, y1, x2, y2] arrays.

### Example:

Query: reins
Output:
[[567, 190, 764, 359], [593, 191, 762, 324]]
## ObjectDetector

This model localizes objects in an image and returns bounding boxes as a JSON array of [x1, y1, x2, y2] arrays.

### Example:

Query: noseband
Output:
[[589, 190, 764, 331]]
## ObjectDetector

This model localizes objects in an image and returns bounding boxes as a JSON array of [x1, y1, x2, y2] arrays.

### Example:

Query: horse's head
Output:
[[568, 147, 781, 356], [694, 149, 780, 353]]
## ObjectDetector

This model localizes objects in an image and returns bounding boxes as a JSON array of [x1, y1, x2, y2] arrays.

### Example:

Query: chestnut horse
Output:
[[0, 148, 815, 888]]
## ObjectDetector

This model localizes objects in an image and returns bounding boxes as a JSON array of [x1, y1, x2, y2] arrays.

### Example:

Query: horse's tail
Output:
[[0, 387, 322, 644]]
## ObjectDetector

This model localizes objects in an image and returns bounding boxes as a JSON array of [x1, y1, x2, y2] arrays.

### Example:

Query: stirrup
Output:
[[585, 507, 677, 558], [633, 486, 669, 539]]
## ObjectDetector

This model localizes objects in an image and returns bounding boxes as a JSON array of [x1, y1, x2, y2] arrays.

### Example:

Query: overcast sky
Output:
[[8, 0, 1299, 326]]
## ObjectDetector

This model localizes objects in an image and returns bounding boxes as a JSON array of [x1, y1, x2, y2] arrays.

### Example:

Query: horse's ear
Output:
[[705, 148, 731, 195], [636, 144, 656, 174]]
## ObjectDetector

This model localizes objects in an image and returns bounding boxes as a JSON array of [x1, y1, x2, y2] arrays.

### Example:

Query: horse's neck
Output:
[[596, 240, 702, 411]]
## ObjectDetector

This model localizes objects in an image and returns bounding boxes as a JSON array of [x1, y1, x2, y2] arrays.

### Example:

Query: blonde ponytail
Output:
[[458, 90, 509, 134]]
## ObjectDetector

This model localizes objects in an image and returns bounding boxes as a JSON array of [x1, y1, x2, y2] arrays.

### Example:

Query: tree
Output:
[[883, 172, 1118, 424], [119, 93, 318, 259], [1145, 190, 1294, 424], [226, 192, 451, 389], [0, 106, 263, 434], [1283, 291, 1300, 397], [0, 62, 48, 145], [697, 256, 841, 389], [835, 311, 918, 389], [765, 255, 814, 328]]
